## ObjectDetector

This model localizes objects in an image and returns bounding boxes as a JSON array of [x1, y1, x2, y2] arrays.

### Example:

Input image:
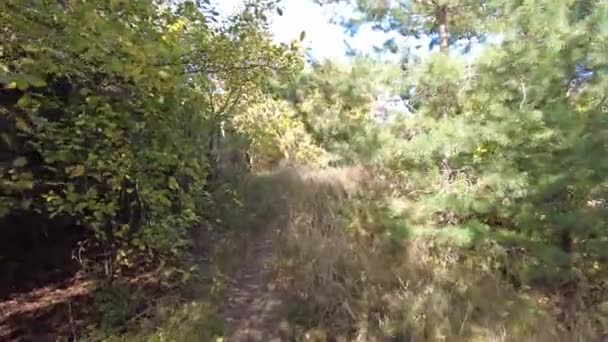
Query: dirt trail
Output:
[[221, 166, 369, 341], [223, 228, 290, 341]]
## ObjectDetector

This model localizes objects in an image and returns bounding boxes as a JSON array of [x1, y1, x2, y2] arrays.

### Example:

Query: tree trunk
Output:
[[436, 5, 452, 179], [437, 5, 449, 54]]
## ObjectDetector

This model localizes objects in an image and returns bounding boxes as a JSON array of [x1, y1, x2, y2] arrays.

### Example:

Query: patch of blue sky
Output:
[[212, 0, 502, 121], [213, 0, 490, 63], [214, 0, 400, 61]]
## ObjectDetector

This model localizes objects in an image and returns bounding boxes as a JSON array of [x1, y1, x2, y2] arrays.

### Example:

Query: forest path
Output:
[[220, 166, 368, 341], [222, 227, 290, 342]]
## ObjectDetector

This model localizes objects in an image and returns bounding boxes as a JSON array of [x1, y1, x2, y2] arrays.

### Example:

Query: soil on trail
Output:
[[223, 228, 290, 342]]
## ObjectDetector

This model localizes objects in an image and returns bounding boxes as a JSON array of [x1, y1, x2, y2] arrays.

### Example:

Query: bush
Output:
[[0, 0, 300, 274]]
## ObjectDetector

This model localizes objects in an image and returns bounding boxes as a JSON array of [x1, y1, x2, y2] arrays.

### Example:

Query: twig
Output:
[[396, 275, 409, 291], [68, 301, 77, 341], [458, 302, 472, 336], [459, 302, 472, 336], [519, 79, 527, 110]]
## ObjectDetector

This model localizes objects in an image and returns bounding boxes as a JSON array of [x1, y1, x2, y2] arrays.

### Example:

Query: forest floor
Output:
[[0, 268, 174, 341], [6, 166, 606, 341], [219, 166, 369, 341], [0, 272, 94, 341], [222, 226, 291, 341]]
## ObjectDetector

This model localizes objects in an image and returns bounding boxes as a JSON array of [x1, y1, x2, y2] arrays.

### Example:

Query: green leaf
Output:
[[7, 73, 46, 90], [14, 117, 32, 133], [18, 180, 34, 190], [158, 194, 172, 206], [168, 176, 180, 190], [75, 202, 88, 212], [27, 75, 47, 88], [17, 95, 31, 108], [12, 157, 28, 167], [15, 78, 29, 91], [20, 199, 32, 209]]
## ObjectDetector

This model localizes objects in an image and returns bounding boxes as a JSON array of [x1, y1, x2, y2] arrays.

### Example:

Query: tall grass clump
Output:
[[266, 166, 583, 341]]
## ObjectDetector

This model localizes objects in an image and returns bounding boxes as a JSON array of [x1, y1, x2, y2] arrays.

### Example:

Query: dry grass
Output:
[[247, 166, 602, 342], [105, 165, 606, 341]]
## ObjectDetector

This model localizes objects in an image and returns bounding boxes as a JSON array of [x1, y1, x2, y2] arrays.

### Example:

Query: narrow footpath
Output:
[[223, 229, 290, 342]]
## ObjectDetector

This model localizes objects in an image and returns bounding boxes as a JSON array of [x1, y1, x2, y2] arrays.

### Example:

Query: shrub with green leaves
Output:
[[0, 0, 301, 270]]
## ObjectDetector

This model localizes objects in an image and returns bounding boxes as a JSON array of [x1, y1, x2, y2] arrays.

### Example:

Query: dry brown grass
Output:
[[242, 165, 602, 342]]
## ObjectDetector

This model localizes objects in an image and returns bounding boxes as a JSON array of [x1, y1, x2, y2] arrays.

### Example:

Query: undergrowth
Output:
[[91, 176, 258, 341], [263, 166, 606, 342], [92, 166, 608, 341]]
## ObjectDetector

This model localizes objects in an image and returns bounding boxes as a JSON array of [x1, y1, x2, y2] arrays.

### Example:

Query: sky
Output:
[[213, 0, 408, 61], [212, 0, 489, 119], [213, 0, 488, 63]]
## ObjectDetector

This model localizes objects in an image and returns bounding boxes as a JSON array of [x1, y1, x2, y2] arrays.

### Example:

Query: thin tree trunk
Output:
[[437, 5, 449, 54], [436, 5, 452, 179]]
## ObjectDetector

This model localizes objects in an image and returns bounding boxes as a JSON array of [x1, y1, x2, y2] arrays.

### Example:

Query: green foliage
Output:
[[122, 300, 223, 342], [233, 98, 326, 169], [371, 0, 608, 283], [279, 0, 608, 338], [3, 0, 608, 339], [268, 169, 567, 341], [0, 0, 301, 270], [93, 284, 135, 333], [279, 58, 401, 164]]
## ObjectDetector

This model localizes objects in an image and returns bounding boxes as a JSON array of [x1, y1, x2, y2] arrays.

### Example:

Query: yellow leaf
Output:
[[66, 165, 85, 178], [158, 70, 170, 80]]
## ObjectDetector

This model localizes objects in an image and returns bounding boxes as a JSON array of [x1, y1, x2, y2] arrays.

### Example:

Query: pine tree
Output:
[[466, 0, 608, 274], [332, 0, 608, 289], [318, 0, 491, 54]]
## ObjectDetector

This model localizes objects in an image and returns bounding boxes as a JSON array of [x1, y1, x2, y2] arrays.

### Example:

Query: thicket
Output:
[[0, 1, 305, 337], [270, 0, 608, 340], [0, 0, 299, 275], [307, 0, 608, 294]]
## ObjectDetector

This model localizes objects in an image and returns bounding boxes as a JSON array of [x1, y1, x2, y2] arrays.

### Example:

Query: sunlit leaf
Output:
[[12, 157, 28, 167]]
